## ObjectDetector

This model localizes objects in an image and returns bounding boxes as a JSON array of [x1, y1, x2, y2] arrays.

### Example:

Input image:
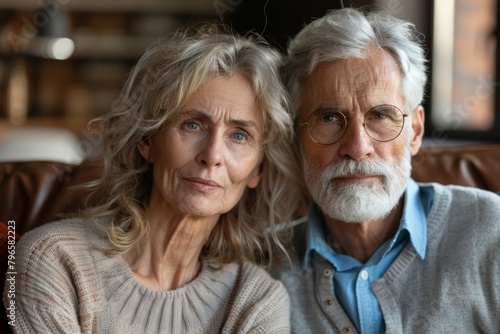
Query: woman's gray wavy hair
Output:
[[284, 7, 428, 115], [82, 24, 306, 265]]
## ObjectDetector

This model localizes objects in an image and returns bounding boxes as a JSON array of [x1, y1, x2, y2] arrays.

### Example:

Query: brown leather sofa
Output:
[[0, 143, 500, 333], [0, 159, 100, 235], [1, 144, 500, 234]]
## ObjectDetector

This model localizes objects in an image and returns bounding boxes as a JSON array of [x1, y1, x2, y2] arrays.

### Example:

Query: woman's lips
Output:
[[183, 177, 222, 191]]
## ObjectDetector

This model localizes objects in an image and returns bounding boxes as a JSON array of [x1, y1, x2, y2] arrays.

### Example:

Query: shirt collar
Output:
[[399, 178, 429, 260], [304, 204, 334, 266], [304, 178, 431, 266]]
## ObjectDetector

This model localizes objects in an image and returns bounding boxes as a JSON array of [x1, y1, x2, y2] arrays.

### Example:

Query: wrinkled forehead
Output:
[[299, 49, 404, 117]]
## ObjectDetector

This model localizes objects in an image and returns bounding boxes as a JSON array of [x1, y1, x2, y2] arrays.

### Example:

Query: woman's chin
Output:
[[176, 201, 229, 219], [152, 188, 234, 219]]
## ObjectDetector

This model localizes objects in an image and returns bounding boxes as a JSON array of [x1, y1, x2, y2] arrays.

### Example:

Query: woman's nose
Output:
[[196, 134, 224, 167]]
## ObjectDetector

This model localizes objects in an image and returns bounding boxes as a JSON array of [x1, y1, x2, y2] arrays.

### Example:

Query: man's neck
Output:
[[323, 198, 404, 263]]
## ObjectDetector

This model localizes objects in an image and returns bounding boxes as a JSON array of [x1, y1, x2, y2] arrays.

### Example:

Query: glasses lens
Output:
[[364, 105, 405, 141], [307, 109, 346, 144]]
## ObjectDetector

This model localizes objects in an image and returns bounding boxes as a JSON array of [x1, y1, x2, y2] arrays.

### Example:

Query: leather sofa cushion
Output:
[[411, 144, 500, 191]]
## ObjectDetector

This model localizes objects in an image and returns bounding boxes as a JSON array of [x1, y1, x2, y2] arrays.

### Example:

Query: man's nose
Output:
[[337, 117, 375, 160]]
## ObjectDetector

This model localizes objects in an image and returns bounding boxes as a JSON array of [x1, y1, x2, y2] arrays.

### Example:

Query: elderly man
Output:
[[275, 7, 500, 334]]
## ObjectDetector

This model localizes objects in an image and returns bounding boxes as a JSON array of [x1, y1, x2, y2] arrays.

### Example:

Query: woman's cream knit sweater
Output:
[[4, 218, 290, 333]]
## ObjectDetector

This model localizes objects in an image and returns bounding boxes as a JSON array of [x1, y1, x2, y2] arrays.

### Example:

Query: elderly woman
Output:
[[7, 25, 305, 333]]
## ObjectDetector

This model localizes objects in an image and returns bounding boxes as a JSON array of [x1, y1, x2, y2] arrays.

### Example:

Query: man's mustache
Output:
[[317, 159, 394, 181]]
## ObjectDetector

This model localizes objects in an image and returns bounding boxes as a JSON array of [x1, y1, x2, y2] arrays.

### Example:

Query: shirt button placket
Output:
[[321, 266, 334, 307]]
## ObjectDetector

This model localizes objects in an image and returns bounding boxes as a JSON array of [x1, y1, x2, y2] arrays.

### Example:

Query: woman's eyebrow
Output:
[[184, 109, 260, 129], [228, 118, 259, 130], [184, 109, 213, 122]]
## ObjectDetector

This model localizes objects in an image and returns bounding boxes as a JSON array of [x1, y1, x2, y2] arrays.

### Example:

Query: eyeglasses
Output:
[[298, 104, 409, 145]]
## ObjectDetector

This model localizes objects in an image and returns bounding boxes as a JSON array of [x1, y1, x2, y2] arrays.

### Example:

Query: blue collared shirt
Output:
[[304, 179, 434, 333]]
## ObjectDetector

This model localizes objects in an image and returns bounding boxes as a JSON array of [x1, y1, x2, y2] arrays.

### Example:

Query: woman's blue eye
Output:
[[233, 132, 248, 141], [185, 122, 199, 130]]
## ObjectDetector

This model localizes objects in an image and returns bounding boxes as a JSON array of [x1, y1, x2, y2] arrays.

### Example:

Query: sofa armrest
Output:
[[0, 159, 100, 235]]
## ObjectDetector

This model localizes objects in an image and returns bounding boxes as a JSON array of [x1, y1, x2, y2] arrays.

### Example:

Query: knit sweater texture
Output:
[[4, 218, 290, 333], [274, 183, 500, 334]]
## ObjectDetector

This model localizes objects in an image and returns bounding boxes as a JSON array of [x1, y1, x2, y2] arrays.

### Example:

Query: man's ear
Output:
[[138, 137, 154, 163], [409, 106, 425, 157]]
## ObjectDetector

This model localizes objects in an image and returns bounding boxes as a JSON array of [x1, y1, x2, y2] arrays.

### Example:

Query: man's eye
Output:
[[316, 111, 343, 124], [321, 115, 336, 122], [372, 112, 387, 120], [368, 106, 399, 121]]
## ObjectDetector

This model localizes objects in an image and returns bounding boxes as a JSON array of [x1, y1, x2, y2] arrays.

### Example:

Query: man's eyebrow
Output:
[[315, 104, 344, 112], [184, 109, 260, 129]]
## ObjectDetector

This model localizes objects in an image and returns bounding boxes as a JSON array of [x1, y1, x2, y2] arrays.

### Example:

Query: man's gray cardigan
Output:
[[274, 183, 500, 334]]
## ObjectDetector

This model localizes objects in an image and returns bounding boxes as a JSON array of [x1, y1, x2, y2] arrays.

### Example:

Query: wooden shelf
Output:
[[0, 117, 93, 136]]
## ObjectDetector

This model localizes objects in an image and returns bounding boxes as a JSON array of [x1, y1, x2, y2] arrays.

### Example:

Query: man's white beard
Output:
[[303, 142, 412, 223]]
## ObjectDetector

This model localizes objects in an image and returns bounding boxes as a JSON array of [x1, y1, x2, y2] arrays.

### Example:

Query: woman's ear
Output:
[[246, 170, 262, 189], [246, 162, 263, 189], [138, 137, 154, 163], [409, 106, 425, 157]]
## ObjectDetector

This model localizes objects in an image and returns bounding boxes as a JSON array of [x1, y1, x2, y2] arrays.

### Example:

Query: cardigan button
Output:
[[342, 326, 353, 333], [324, 269, 332, 276], [324, 299, 333, 305]]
